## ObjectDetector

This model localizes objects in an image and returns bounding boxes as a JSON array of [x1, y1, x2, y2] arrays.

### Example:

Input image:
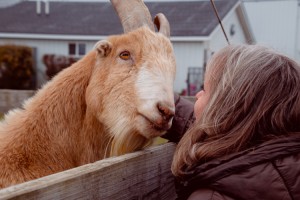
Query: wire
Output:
[[210, 0, 230, 45]]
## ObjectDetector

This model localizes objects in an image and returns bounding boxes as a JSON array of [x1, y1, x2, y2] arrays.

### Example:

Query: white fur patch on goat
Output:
[[136, 62, 174, 107], [134, 62, 175, 138]]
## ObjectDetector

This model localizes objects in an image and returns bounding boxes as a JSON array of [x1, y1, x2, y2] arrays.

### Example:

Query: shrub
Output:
[[0, 45, 35, 89], [43, 54, 79, 79]]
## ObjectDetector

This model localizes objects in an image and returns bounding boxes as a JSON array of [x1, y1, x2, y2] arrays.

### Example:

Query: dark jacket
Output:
[[162, 94, 195, 143], [164, 95, 300, 200]]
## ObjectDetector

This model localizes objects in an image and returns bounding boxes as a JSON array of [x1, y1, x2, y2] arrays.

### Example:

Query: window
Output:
[[68, 43, 86, 56], [187, 67, 203, 96], [78, 43, 86, 55], [68, 43, 76, 55]]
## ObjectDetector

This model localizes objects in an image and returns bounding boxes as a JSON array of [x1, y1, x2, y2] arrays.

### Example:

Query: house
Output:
[[0, 0, 254, 94], [242, 0, 300, 62]]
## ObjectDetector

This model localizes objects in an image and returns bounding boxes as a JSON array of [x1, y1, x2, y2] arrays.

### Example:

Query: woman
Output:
[[164, 44, 300, 200]]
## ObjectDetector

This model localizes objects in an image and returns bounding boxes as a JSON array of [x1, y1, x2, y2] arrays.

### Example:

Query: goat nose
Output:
[[157, 102, 175, 122]]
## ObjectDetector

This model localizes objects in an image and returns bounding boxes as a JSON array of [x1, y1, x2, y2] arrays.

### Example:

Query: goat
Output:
[[0, 0, 176, 189]]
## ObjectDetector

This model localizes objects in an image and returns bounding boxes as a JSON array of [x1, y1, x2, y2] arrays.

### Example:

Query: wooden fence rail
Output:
[[0, 143, 177, 200], [0, 89, 35, 114]]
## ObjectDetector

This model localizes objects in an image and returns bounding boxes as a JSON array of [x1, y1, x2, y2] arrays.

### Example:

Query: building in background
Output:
[[0, 0, 254, 94], [243, 0, 300, 62]]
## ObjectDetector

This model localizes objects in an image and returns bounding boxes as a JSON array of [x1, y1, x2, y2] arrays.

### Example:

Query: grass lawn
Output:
[[153, 137, 168, 145]]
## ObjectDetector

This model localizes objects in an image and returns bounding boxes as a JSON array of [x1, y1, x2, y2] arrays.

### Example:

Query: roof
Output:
[[0, 0, 239, 37]]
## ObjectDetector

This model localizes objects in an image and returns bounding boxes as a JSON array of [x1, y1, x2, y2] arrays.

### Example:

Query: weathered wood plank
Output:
[[0, 89, 35, 113], [0, 143, 177, 200]]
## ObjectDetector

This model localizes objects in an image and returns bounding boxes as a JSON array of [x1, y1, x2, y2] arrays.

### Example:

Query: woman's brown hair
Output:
[[172, 44, 300, 177]]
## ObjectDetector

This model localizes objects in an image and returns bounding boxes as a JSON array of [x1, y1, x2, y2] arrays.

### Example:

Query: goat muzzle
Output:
[[152, 102, 174, 131]]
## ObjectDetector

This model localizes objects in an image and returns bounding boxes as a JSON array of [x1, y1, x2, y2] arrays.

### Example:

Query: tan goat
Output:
[[0, 0, 176, 189]]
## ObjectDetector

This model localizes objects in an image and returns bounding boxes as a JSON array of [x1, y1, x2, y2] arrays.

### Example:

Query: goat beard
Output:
[[107, 130, 153, 157]]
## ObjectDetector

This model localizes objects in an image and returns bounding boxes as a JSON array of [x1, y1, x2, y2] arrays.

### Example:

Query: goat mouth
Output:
[[141, 115, 169, 132], [151, 123, 166, 132]]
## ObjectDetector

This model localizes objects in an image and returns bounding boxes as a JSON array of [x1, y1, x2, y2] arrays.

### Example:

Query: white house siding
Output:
[[171, 41, 204, 94], [0, 38, 97, 87], [187, 8, 250, 94], [170, 6, 251, 94], [209, 6, 250, 54], [243, 0, 299, 61]]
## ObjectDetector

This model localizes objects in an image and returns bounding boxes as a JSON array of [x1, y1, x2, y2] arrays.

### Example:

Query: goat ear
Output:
[[94, 40, 112, 57]]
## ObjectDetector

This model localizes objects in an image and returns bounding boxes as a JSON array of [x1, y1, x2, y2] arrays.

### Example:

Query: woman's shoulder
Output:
[[178, 134, 300, 200], [187, 188, 234, 200]]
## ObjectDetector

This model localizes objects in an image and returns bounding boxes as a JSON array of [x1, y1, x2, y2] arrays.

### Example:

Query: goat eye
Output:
[[119, 51, 131, 60]]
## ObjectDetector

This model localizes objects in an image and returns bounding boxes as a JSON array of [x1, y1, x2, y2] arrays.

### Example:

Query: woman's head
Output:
[[172, 44, 300, 177]]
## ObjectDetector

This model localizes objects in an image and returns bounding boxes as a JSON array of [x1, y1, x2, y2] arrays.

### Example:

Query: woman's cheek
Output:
[[194, 101, 203, 120], [194, 91, 206, 119]]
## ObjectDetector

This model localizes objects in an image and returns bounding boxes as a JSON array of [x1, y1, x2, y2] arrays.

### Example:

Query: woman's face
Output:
[[194, 68, 212, 120]]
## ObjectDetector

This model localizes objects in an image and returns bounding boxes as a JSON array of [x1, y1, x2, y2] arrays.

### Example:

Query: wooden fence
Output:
[[0, 90, 35, 114], [0, 143, 177, 200]]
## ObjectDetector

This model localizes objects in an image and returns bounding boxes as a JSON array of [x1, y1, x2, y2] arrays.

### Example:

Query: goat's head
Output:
[[85, 0, 176, 156]]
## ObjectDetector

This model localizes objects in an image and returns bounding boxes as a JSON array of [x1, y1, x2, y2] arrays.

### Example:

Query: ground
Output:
[[153, 137, 168, 145]]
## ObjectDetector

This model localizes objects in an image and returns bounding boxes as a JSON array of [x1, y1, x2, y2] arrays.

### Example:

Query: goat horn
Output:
[[110, 0, 155, 33], [154, 13, 170, 38]]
